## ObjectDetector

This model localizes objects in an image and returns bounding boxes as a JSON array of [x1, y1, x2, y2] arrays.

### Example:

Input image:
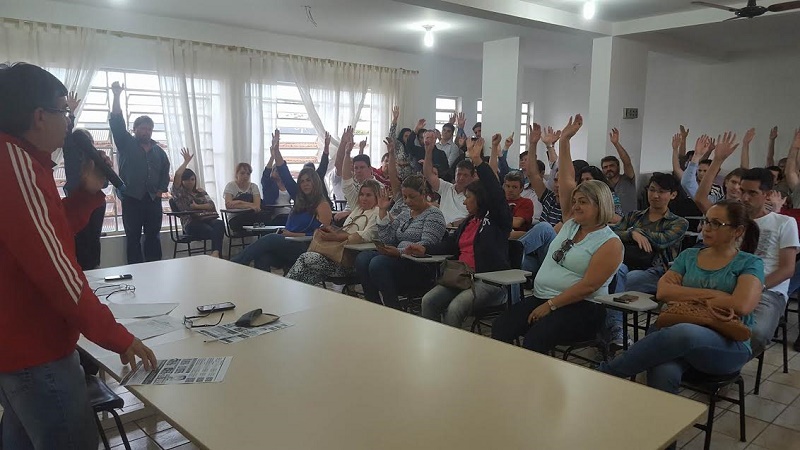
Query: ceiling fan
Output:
[[691, 0, 800, 19]]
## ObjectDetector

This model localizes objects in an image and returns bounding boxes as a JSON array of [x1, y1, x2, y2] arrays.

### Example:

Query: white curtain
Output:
[[0, 20, 103, 161]]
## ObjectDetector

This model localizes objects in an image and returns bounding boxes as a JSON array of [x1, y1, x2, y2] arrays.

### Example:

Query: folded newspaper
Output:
[[195, 321, 292, 344]]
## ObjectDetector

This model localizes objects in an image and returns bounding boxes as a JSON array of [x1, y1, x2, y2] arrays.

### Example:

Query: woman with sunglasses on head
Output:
[[599, 200, 763, 396], [354, 138, 447, 310], [491, 114, 623, 354], [231, 131, 332, 272]]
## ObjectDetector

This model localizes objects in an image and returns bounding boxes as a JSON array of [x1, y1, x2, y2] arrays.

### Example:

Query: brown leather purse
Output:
[[655, 299, 751, 341]]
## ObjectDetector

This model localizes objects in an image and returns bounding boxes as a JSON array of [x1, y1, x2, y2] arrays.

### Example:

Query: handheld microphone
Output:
[[70, 130, 126, 190]]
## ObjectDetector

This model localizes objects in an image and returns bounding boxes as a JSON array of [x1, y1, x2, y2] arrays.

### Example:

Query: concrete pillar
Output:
[[482, 37, 522, 168], [587, 37, 649, 171]]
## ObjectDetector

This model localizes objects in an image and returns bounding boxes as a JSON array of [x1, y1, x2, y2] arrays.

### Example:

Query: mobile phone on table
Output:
[[104, 274, 133, 282], [613, 294, 638, 304], [197, 302, 236, 313]]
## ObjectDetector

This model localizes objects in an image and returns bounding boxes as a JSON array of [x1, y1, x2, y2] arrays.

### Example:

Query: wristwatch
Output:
[[547, 299, 557, 311]]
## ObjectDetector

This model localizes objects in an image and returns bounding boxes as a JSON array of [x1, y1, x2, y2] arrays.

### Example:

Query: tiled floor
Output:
[[1, 298, 798, 450]]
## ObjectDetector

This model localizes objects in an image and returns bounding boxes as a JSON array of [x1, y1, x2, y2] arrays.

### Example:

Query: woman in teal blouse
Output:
[[599, 200, 764, 394]]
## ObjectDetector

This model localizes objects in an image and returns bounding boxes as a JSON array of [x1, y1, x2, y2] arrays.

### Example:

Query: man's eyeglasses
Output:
[[700, 218, 733, 230], [93, 284, 135, 300], [552, 239, 575, 265], [183, 313, 224, 329], [43, 106, 71, 117]]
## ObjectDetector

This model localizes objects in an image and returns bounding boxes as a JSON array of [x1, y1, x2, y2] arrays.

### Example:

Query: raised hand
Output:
[[609, 127, 620, 145], [377, 186, 392, 210], [792, 128, 800, 149], [680, 125, 689, 140], [271, 129, 281, 149], [324, 132, 331, 148], [110, 81, 125, 96], [505, 132, 515, 149], [743, 128, 755, 145], [693, 134, 712, 159], [770, 126, 778, 141], [448, 113, 456, 125], [542, 126, 561, 146], [672, 133, 681, 152], [415, 119, 427, 133], [66, 91, 81, 113], [392, 106, 400, 124], [383, 136, 395, 152], [561, 114, 583, 140], [708, 136, 717, 153], [529, 123, 542, 143], [491, 133, 502, 149], [456, 112, 466, 129], [714, 131, 739, 160], [358, 138, 367, 153], [346, 140, 356, 154], [456, 135, 466, 148], [466, 136, 484, 163], [180, 147, 194, 164]]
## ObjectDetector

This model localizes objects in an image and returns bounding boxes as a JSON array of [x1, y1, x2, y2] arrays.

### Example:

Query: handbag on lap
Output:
[[437, 260, 474, 291], [623, 242, 657, 270], [307, 214, 367, 268], [654, 299, 751, 341]]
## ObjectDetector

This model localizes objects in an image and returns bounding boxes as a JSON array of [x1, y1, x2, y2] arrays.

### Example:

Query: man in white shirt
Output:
[[423, 130, 475, 226], [741, 168, 800, 357], [438, 122, 461, 167]]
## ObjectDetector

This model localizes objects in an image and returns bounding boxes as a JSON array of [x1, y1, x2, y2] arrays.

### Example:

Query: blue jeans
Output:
[[354, 251, 434, 309], [185, 219, 225, 254], [789, 262, 800, 297], [599, 323, 751, 394], [606, 265, 665, 342], [231, 233, 309, 271], [518, 222, 557, 274], [0, 351, 98, 449], [750, 290, 786, 357], [421, 281, 506, 328], [121, 194, 163, 264]]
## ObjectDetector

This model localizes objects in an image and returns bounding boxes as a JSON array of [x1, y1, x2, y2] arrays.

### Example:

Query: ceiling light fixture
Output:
[[422, 25, 434, 48], [583, 0, 596, 20]]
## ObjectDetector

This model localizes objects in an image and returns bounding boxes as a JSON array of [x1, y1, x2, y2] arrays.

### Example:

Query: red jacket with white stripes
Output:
[[0, 132, 134, 372]]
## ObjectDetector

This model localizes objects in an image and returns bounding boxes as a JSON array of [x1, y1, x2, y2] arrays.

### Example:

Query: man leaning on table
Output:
[[0, 62, 157, 449]]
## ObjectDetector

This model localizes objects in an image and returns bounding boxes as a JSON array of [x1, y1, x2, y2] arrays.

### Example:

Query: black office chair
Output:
[[220, 209, 256, 258], [88, 375, 132, 450], [167, 199, 209, 258], [753, 305, 790, 395]]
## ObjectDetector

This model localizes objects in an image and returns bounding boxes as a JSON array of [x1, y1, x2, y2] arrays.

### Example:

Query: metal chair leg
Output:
[[782, 318, 789, 373], [754, 352, 764, 395], [109, 409, 132, 450], [703, 391, 718, 450], [95, 414, 111, 450], [737, 378, 746, 442]]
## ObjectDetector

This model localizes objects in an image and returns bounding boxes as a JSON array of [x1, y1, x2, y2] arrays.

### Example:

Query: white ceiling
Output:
[[523, 0, 743, 22], [52, 0, 594, 70]]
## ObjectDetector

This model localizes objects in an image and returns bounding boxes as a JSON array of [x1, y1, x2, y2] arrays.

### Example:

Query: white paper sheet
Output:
[[195, 321, 293, 344], [124, 316, 185, 341], [108, 302, 179, 319], [122, 357, 232, 386]]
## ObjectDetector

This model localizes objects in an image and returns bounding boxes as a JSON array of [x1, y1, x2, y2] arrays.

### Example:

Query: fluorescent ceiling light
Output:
[[423, 25, 434, 48], [583, 1, 596, 20]]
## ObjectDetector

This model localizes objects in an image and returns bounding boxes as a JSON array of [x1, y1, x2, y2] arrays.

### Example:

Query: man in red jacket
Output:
[[0, 63, 157, 449]]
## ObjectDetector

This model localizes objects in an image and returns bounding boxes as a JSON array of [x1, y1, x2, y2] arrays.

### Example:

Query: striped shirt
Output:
[[539, 189, 562, 226], [378, 198, 447, 251]]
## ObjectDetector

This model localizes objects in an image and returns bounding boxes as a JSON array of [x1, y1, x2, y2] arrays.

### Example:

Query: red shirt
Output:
[[0, 133, 134, 371], [507, 197, 534, 231], [458, 217, 480, 270]]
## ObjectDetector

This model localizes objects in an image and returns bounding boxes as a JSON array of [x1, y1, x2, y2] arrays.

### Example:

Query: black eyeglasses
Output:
[[43, 106, 71, 117], [93, 284, 136, 300], [700, 218, 733, 231], [552, 239, 575, 265], [183, 312, 224, 329]]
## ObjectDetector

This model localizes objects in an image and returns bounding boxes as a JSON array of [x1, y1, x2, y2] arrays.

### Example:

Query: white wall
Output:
[[641, 50, 800, 173], [537, 64, 592, 162]]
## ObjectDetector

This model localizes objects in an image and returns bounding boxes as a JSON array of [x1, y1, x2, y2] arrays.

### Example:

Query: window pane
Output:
[[435, 97, 456, 111], [476, 113, 482, 123], [435, 112, 452, 124], [521, 103, 529, 113]]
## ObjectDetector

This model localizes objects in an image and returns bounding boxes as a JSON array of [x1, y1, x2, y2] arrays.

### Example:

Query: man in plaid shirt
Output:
[[607, 172, 689, 346]]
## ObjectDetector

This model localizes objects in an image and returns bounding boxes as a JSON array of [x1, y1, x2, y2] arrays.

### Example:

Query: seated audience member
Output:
[[472, 121, 482, 138], [354, 174, 447, 310], [232, 131, 332, 271], [438, 119, 461, 167], [416, 129, 451, 182], [579, 165, 623, 223], [374, 152, 390, 181], [388, 106, 416, 181], [492, 114, 623, 354], [694, 135, 746, 213], [603, 128, 638, 214], [171, 148, 225, 258], [423, 134, 474, 227], [410, 136, 511, 328], [599, 200, 763, 396], [607, 172, 688, 345], [286, 141, 382, 286], [520, 158, 545, 222], [740, 166, 800, 357], [672, 125, 711, 180], [504, 171, 534, 237], [681, 135, 724, 202], [224, 162, 267, 232]]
